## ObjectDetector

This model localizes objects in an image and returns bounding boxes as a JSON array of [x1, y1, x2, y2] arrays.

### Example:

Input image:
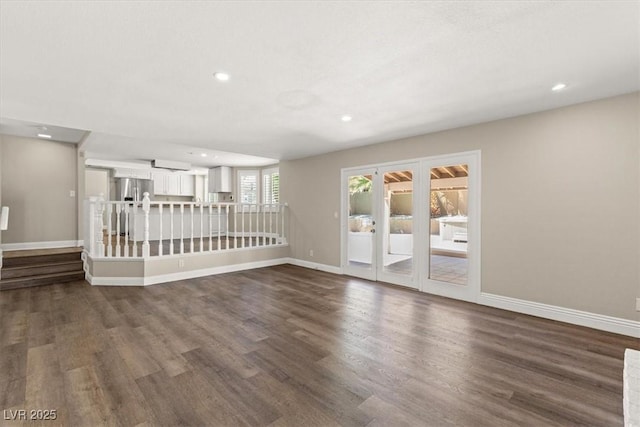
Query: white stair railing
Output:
[[85, 193, 287, 259]]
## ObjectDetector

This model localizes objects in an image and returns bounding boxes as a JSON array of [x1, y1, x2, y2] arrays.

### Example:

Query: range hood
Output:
[[151, 159, 191, 171]]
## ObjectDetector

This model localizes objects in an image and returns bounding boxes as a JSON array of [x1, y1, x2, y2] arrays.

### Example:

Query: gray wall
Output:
[[280, 92, 640, 321], [1, 135, 78, 244]]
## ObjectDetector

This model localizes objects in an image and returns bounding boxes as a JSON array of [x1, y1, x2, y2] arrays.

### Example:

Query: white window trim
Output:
[[262, 167, 280, 205], [237, 169, 259, 205]]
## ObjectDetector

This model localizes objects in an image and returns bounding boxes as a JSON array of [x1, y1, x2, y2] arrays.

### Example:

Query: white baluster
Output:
[[249, 204, 253, 247], [216, 204, 220, 251], [225, 204, 229, 250], [200, 203, 204, 252], [142, 192, 151, 258], [131, 203, 138, 256], [169, 204, 174, 255], [262, 204, 266, 246], [269, 204, 273, 245], [124, 204, 130, 257], [241, 204, 246, 248], [190, 204, 194, 253], [158, 203, 163, 256], [208, 204, 213, 252], [180, 204, 184, 254], [106, 203, 113, 257], [233, 204, 237, 249], [275, 205, 280, 244], [115, 204, 122, 257]]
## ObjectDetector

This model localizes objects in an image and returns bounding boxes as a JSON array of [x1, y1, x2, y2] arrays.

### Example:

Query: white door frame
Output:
[[374, 162, 420, 289], [341, 150, 481, 302], [420, 151, 481, 303], [341, 167, 378, 281]]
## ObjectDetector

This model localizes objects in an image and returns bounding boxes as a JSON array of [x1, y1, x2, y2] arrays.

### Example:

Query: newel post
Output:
[[142, 192, 151, 257], [94, 194, 105, 257]]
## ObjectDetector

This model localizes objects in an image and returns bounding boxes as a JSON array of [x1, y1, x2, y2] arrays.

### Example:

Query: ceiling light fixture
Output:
[[37, 133, 52, 139], [341, 115, 352, 122], [200, 153, 207, 157], [551, 83, 567, 92], [213, 72, 230, 82]]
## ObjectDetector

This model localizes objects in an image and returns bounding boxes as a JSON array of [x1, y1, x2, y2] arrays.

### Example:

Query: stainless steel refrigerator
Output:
[[115, 178, 154, 202]]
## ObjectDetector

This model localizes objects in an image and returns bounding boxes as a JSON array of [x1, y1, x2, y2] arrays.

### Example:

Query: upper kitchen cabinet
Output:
[[208, 166, 232, 193], [180, 175, 195, 196], [152, 172, 195, 197]]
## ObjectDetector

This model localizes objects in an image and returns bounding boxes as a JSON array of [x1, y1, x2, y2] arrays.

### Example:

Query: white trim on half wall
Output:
[[0, 240, 82, 251]]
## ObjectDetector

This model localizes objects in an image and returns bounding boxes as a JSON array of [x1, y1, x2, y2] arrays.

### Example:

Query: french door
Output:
[[342, 163, 419, 288], [341, 151, 480, 302]]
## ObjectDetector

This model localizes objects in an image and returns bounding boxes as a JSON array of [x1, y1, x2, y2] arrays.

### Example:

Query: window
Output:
[[262, 167, 279, 204], [237, 167, 280, 205], [238, 170, 259, 204]]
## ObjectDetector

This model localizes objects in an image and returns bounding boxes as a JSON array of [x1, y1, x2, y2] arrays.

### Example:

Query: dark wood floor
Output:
[[1, 265, 638, 426]]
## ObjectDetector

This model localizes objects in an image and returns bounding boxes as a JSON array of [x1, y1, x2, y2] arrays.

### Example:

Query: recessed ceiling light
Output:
[[551, 83, 567, 92], [200, 153, 207, 157], [213, 72, 230, 82], [341, 115, 352, 122], [37, 133, 52, 139]]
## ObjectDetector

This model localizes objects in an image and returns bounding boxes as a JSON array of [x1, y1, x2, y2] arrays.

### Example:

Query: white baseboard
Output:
[[478, 293, 640, 338], [88, 257, 290, 286], [1, 240, 81, 251], [285, 258, 343, 275], [84, 253, 638, 338]]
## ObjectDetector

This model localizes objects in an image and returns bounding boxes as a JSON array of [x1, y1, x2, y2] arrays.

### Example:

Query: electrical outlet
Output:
[[309, 249, 314, 257], [334, 211, 338, 219], [69, 190, 76, 197], [178, 259, 185, 268], [636, 298, 640, 311]]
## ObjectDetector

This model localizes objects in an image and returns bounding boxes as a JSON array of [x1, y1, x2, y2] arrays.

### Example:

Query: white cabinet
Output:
[[152, 172, 195, 196], [208, 166, 232, 193], [180, 175, 195, 197], [152, 173, 168, 195]]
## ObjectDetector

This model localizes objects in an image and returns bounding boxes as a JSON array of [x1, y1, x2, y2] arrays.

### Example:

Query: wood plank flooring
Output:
[[0, 264, 638, 426]]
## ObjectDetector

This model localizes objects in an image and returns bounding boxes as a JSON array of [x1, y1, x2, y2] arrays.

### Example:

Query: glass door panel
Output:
[[429, 164, 469, 285], [344, 170, 376, 280], [381, 169, 413, 278]]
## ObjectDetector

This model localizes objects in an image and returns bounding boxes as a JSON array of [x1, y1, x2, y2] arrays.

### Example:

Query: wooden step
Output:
[[0, 271, 86, 291], [2, 248, 82, 268], [1, 261, 84, 279]]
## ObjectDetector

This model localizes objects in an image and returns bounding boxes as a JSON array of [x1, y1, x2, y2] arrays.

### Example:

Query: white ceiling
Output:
[[0, 1, 638, 165], [0, 117, 89, 144]]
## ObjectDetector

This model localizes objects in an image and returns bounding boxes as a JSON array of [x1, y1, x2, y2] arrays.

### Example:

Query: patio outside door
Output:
[[342, 151, 481, 302], [343, 168, 377, 281], [342, 163, 418, 288]]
